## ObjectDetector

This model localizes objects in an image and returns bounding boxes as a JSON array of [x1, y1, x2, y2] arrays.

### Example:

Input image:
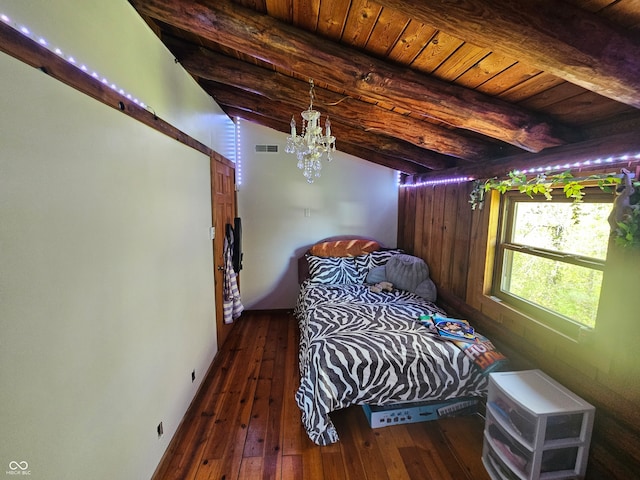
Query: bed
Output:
[[294, 237, 505, 445]]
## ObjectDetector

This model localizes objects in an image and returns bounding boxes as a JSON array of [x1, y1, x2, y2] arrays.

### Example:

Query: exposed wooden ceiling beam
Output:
[[130, 0, 578, 152], [406, 131, 640, 184], [165, 36, 506, 162], [223, 106, 430, 175], [376, 0, 640, 108], [208, 81, 455, 172]]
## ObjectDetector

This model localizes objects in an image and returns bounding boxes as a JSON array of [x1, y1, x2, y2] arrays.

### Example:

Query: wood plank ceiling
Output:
[[129, 0, 640, 179]]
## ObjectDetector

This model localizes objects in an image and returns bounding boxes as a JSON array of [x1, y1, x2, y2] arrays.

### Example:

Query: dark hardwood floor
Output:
[[151, 310, 491, 480]]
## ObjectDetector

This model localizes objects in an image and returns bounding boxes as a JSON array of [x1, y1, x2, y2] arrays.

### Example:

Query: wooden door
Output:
[[211, 153, 237, 349]]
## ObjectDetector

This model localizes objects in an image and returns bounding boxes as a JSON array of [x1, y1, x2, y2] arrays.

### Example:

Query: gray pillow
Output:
[[366, 265, 387, 284], [415, 278, 437, 302], [385, 254, 429, 292]]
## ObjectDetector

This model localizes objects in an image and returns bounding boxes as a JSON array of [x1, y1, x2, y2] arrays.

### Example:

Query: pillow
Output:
[[309, 239, 379, 258], [307, 255, 363, 284], [366, 249, 404, 268], [415, 278, 437, 302], [354, 252, 374, 274], [365, 265, 387, 284], [354, 249, 402, 279], [385, 254, 430, 292]]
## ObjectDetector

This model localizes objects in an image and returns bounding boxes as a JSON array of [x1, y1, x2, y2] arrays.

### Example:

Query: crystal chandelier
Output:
[[285, 79, 336, 183]]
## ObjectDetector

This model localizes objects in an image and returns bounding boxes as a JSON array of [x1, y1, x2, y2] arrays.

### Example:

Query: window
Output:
[[493, 191, 613, 337]]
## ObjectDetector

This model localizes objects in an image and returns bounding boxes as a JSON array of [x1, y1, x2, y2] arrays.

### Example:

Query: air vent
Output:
[[255, 144, 279, 153]]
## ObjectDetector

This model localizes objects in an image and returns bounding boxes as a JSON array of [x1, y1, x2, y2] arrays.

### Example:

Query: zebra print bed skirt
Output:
[[294, 281, 488, 445]]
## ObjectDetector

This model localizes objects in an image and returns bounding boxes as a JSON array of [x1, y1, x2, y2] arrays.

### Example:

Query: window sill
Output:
[[480, 293, 612, 375], [484, 294, 583, 344]]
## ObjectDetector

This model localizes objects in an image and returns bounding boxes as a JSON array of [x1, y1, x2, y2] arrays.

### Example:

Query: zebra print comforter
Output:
[[294, 281, 488, 445]]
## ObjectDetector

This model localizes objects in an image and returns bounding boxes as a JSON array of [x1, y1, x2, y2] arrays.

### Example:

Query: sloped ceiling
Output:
[[129, 0, 640, 179]]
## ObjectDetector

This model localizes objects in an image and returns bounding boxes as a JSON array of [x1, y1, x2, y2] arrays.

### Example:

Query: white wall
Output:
[[0, 0, 235, 158], [0, 2, 231, 479], [237, 121, 399, 309]]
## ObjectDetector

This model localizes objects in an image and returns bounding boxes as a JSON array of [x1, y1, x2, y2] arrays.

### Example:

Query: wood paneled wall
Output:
[[398, 180, 640, 479], [398, 182, 474, 300]]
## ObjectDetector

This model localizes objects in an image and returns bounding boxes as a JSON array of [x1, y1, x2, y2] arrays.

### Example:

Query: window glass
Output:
[[502, 251, 603, 328], [495, 193, 612, 332], [511, 202, 611, 260]]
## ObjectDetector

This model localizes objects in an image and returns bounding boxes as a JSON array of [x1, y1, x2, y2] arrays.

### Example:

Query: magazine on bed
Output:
[[435, 317, 476, 342], [419, 314, 508, 374]]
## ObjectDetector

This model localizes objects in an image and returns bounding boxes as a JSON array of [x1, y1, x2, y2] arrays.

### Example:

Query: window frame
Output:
[[492, 189, 613, 338]]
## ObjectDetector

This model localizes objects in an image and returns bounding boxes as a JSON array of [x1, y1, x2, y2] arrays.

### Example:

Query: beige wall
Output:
[[0, 1, 231, 479], [237, 121, 399, 309]]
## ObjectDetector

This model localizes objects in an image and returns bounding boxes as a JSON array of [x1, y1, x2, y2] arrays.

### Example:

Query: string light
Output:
[[235, 118, 243, 187], [514, 153, 640, 175], [1, 10, 147, 110], [400, 176, 473, 188], [401, 152, 640, 188]]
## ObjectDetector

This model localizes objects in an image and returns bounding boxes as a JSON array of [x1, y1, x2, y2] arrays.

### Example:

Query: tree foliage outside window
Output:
[[505, 252, 603, 328], [495, 196, 612, 331]]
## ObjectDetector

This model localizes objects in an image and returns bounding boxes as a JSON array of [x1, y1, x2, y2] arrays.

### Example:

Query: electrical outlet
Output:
[[157, 421, 163, 438], [191, 369, 196, 382]]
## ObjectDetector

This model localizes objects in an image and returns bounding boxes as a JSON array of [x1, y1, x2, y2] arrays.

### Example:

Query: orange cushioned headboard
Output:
[[309, 239, 380, 258]]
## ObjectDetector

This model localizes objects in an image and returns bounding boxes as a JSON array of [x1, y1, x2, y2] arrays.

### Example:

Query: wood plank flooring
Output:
[[151, 310, 491, 480]]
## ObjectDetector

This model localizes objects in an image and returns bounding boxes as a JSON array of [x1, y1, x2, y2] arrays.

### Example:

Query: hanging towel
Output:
[[223, 234, 244, 324]]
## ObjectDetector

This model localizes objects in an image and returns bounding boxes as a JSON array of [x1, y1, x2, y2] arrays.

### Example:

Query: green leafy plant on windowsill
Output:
[[469, 169, 640, 249]]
